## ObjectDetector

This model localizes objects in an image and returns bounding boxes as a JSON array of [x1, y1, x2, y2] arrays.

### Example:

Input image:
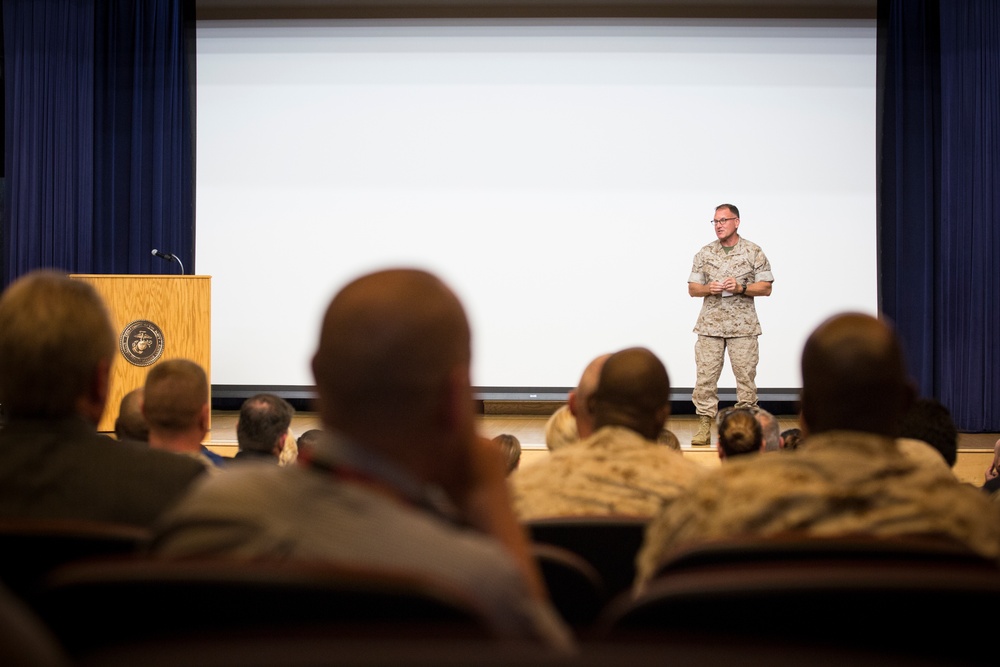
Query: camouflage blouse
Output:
[[689, 236, 774, 337]]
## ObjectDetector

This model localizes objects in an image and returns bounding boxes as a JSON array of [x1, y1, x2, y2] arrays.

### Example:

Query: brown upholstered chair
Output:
[[0, 580, 71, 667], [35, 557, 496, 659], [594, 532, 1000, 664], [531, 542, 606, 629], [0, 518, 150, 607], [523, 515, 648, 602]]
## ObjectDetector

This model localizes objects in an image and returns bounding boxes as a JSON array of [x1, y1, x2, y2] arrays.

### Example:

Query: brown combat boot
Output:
[[691, 415, 712, 446]]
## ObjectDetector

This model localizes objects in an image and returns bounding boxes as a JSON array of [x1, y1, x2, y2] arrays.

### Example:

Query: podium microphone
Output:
[[151, 249, 185, 275]]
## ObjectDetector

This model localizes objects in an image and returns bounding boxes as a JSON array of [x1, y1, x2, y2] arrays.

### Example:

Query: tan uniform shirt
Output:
[[510, 426, 707, 520], [635, 430, 1000, 590], [689, 236, 774, 337]]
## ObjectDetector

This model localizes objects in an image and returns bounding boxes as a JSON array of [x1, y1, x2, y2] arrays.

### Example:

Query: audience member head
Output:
[[658, 428, 682, 451], [589, 347, 671, 442], [544, 404, 579, 452], [311, 268, 475, 485], [237, 393, 295, 458], [115, 387, 150, 443], [0, 270, 115, 424], [800, 313, 914, 437], [142, 359, 210, 444], [296, 428, 328, 458], [755, 407, 782, 452], [781, 427, 804, 451], [567, 353, 611, 439], [897, 397, 959, 468], [492, 434, 522, 474], [716, 202, 740, 219], [279, 427, 299, 467], [717, 408, 764, 459]]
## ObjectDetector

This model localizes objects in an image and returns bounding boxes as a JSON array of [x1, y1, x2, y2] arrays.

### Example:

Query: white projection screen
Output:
[[194, 17, 877, 400]]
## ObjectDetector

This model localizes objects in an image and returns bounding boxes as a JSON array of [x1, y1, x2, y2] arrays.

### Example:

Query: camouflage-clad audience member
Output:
[[635, 313, 1000, 593], [511, 347, 704, 520]]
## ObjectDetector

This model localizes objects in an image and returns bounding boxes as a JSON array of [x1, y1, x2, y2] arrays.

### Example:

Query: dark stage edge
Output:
[[210, 385, 802, 416]]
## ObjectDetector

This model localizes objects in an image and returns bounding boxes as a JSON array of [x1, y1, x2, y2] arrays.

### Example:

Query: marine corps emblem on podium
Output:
[[119, 320, 165, 367]]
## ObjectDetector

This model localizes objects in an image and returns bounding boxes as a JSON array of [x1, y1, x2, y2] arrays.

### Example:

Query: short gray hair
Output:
[[756, 408, 782, 453], [0, 271, 115, 419]]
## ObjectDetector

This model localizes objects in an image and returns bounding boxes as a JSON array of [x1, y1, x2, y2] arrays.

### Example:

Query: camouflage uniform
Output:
[[689, 236, 773, 418], [635, 431, 1000, 591], [509, 426, 706, 520]]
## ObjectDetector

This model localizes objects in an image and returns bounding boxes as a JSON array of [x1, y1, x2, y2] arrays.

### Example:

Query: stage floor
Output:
[[204, 411, 998, 489]]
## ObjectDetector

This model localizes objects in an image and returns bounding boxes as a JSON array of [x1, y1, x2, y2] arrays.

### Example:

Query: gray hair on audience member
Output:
[[755, 408, 782, 453], [144, 359, 209, 434], [0, 271, 115, 419]]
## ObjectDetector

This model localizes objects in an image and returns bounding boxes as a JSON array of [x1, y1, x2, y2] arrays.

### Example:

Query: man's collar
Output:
[[306, 429, 461, 521], [718, 234, 741, 250], [799, 430, 899, 452], [581, 424, 657, 448]]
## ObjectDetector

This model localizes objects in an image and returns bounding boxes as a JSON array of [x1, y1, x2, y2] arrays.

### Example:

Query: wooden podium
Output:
[[70, 275, 211, 433]]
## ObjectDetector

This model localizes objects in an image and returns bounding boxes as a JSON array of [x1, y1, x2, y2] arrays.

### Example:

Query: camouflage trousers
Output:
[[692, 335, 759, 418]]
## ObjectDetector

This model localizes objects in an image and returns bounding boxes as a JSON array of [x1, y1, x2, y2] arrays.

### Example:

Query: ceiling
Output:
[[194, 0, 878, 21]]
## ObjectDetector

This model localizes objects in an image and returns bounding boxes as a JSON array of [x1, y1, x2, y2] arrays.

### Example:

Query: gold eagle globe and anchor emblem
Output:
[[119, 320, 165, 367]]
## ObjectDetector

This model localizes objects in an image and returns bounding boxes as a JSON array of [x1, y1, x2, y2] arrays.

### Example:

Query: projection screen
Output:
[[194, 18, 877, 399]]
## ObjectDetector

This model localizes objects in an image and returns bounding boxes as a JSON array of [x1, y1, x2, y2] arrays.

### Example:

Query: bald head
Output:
[[312, 269, 472, 435], [800, 312, 914, 437], [569, 353, 611, 438], [590, 347, 671, 441]]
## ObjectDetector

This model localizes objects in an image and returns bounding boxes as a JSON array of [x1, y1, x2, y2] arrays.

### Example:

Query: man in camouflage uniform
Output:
[[510, 347, 704, 520], [634, 313, 1000, 592], [688, 204, 774, 446]]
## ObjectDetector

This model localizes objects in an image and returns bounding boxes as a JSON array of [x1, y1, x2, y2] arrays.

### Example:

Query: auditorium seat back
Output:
[[523, 515, 648, 602], [531, 543, 606, 629], [35, 557, 495, 659], [0, 518, 150, 606], [594, 532, 1000, 664]]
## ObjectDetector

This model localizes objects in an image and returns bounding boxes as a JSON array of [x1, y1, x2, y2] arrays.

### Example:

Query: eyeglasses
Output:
[[711, 217, 738, 226]]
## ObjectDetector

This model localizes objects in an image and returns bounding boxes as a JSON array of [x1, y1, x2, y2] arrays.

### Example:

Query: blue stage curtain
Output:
[[2, 0, 96, 285], [93, 0, 193, 276], [881, 0, 1000, 431], [1, 0, 192, 287], [936, 0, 1000, 430]]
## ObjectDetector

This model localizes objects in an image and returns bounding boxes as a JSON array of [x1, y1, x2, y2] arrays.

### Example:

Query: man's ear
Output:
[[94, 356, 111, 408], [439, 366, 474, 435], [198, 403, 210, 434], [655, 404, 671, 429], [899, 380, 917, 421], [798, 390, 811, 439], [78, 357, 112, 426], [274, 431, 287, 456], [567, 390, 579, 418]]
